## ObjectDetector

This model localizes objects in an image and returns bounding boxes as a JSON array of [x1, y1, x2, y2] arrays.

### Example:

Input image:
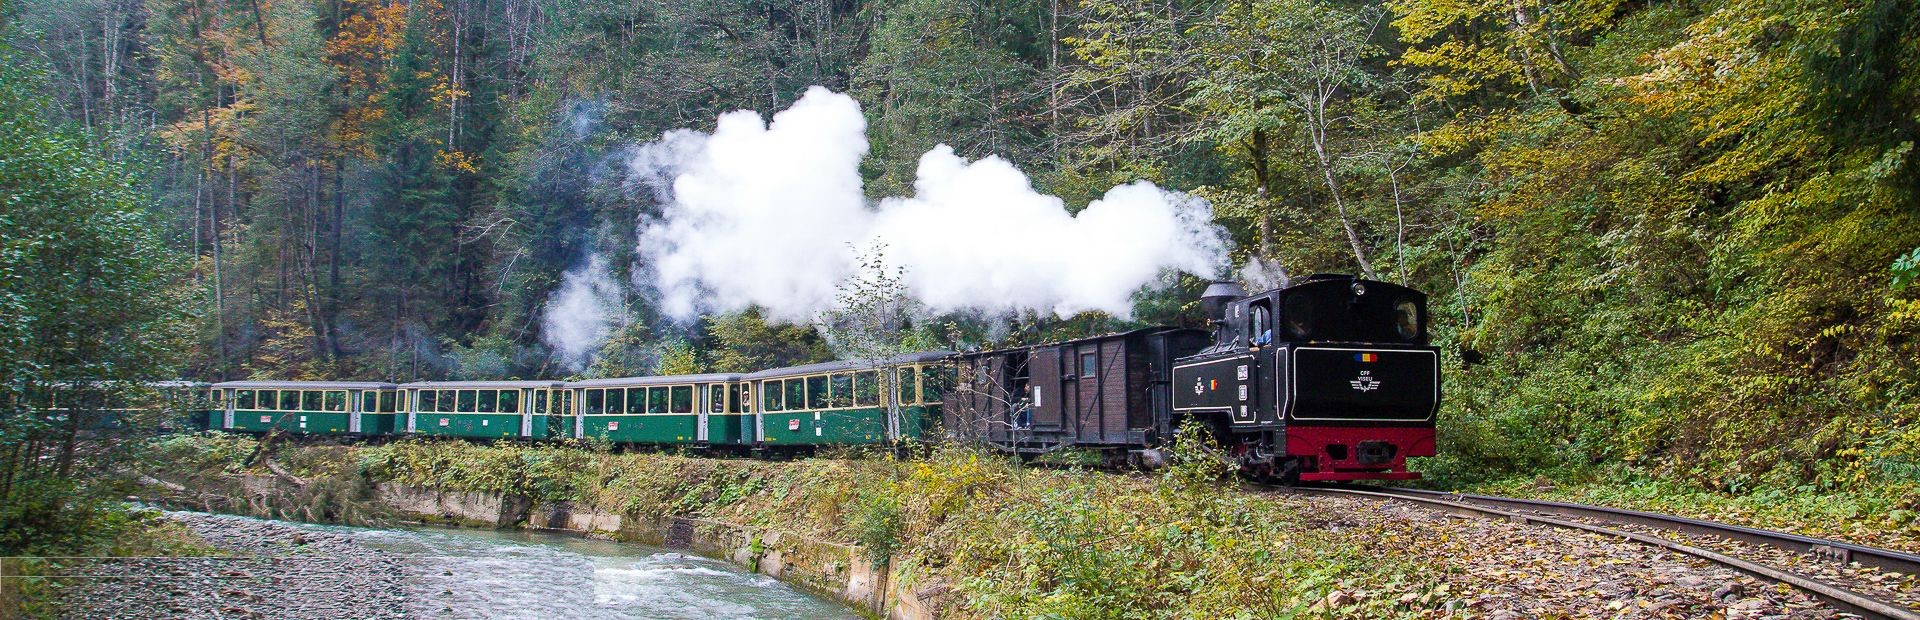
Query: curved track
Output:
[[1284, 484, 1920, 620]]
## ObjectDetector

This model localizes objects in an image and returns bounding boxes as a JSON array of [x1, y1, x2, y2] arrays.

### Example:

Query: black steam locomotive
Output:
[[945, 274, 1439, 481]]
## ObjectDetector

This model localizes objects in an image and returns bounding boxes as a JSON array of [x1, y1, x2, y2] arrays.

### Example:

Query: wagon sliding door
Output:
[[1029, 348, 1063, 431]]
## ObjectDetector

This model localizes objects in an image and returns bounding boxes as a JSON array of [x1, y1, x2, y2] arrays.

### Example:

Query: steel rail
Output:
[[1367, 487, 1920, 578], [1284, 485, 1920, 620]]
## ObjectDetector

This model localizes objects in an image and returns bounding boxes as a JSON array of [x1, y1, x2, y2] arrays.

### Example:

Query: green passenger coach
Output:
[[211, 381, 399, 435], [745, 352, 953, 449], [400, 380, 566, 439], [566, 374, 743, 446]]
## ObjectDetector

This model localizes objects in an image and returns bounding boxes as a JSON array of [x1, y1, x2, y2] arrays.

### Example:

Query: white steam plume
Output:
[[542, 254, 623, 370], [633, 86, 1229, 323]]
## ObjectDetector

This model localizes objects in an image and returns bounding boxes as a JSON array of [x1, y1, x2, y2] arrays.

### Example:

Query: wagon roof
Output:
[[397, 380, 566, 389], [213, 380, 397, 389], [743, 351, 954, 380], [955, 327, 1204, 357], [567, 373, 744, 388]]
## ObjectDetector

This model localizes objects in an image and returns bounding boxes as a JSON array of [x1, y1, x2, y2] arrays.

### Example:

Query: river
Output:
[[56, 511, 864, 620], [340, 522, 863, 619]]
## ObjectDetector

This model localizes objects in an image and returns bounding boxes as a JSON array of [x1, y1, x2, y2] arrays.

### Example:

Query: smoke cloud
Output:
[[627, 86, 1228, 326], [542, 254, 623, 371]]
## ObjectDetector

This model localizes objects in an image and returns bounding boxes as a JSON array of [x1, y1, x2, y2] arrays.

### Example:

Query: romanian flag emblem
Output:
[[1354, 353, 1379, 362]]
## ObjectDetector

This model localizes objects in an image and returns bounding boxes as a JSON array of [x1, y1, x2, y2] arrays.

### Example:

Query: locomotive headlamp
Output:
[[1351, 282, 1367, 296]]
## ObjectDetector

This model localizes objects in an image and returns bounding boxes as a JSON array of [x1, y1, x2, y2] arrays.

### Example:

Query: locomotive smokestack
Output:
[[1200, 281, 1247, 322]]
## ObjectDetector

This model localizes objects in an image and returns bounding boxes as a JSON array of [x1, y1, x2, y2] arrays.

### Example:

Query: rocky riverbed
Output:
[[56, 511, 413, 619]]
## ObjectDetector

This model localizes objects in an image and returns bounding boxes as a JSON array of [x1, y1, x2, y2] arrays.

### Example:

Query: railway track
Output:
[[1285, 484, 1920, 620]]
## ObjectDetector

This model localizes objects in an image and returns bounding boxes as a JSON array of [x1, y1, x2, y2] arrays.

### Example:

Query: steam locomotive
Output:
[[139, 275, 1436, 482], [944, 274, 1439, 481]]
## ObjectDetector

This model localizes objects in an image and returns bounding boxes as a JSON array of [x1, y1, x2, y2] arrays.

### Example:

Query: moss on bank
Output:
[[148, 434, 1441, 618]]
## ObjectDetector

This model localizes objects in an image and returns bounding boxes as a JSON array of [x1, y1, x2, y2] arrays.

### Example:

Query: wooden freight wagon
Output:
[[946, 328, 1208, 460]]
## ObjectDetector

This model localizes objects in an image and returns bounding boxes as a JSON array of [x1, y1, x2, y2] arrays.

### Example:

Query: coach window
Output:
[[381, 391, 397, 413], [452, 390, 473, 413], [534, 390, 548, 414], [418, 390, 437, 413], [500, 390, 519, 414], [237, 390, 256, 410], [734, 384, 751, 413], [786, 379, 806, 411], [279, 390, 300, 411], [585, 389, 605, 415], [602, 387, 622, 415], [438, 390, 457, 413], [477, 390, 498, 413], [617, 388, 637, 414], [829, 374, 852, 408], [804, 376, 827, 410], [924, 366, 951, 404], [763, 380, 784, 412], [708, 385, 725, 414], [669, 386, 693, 414], [898, 367, 919, 404], [299, 390, 320, 412], [362, 392, 377, 413], [560, 391, 572, 415], [855, 371, 878, 407], [327, 391, 347, 412], [647, 386, 668, 414]]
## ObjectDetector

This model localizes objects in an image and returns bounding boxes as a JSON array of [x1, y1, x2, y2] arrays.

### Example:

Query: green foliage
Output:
[[1894, 247, 1920, 291]]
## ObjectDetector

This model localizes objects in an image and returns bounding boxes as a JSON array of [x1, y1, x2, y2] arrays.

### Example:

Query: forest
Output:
[[3, 0, 1918, 500]]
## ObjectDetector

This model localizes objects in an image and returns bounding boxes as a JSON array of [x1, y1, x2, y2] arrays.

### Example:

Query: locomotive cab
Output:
[[1172, 274, 1439, 482]]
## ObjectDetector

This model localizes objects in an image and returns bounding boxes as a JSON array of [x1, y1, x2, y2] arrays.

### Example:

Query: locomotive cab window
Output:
[[1249, 299, 1273, 346]]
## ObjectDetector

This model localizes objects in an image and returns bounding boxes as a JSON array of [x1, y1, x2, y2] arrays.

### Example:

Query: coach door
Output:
[[349, 389, 363, 433]]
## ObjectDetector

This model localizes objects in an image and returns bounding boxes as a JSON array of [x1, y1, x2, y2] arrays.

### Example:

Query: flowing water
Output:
[[305, 520, 863, 620]]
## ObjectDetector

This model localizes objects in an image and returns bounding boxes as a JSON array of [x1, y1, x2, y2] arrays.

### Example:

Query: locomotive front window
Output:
[[1394, 298, 1421, 341]]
